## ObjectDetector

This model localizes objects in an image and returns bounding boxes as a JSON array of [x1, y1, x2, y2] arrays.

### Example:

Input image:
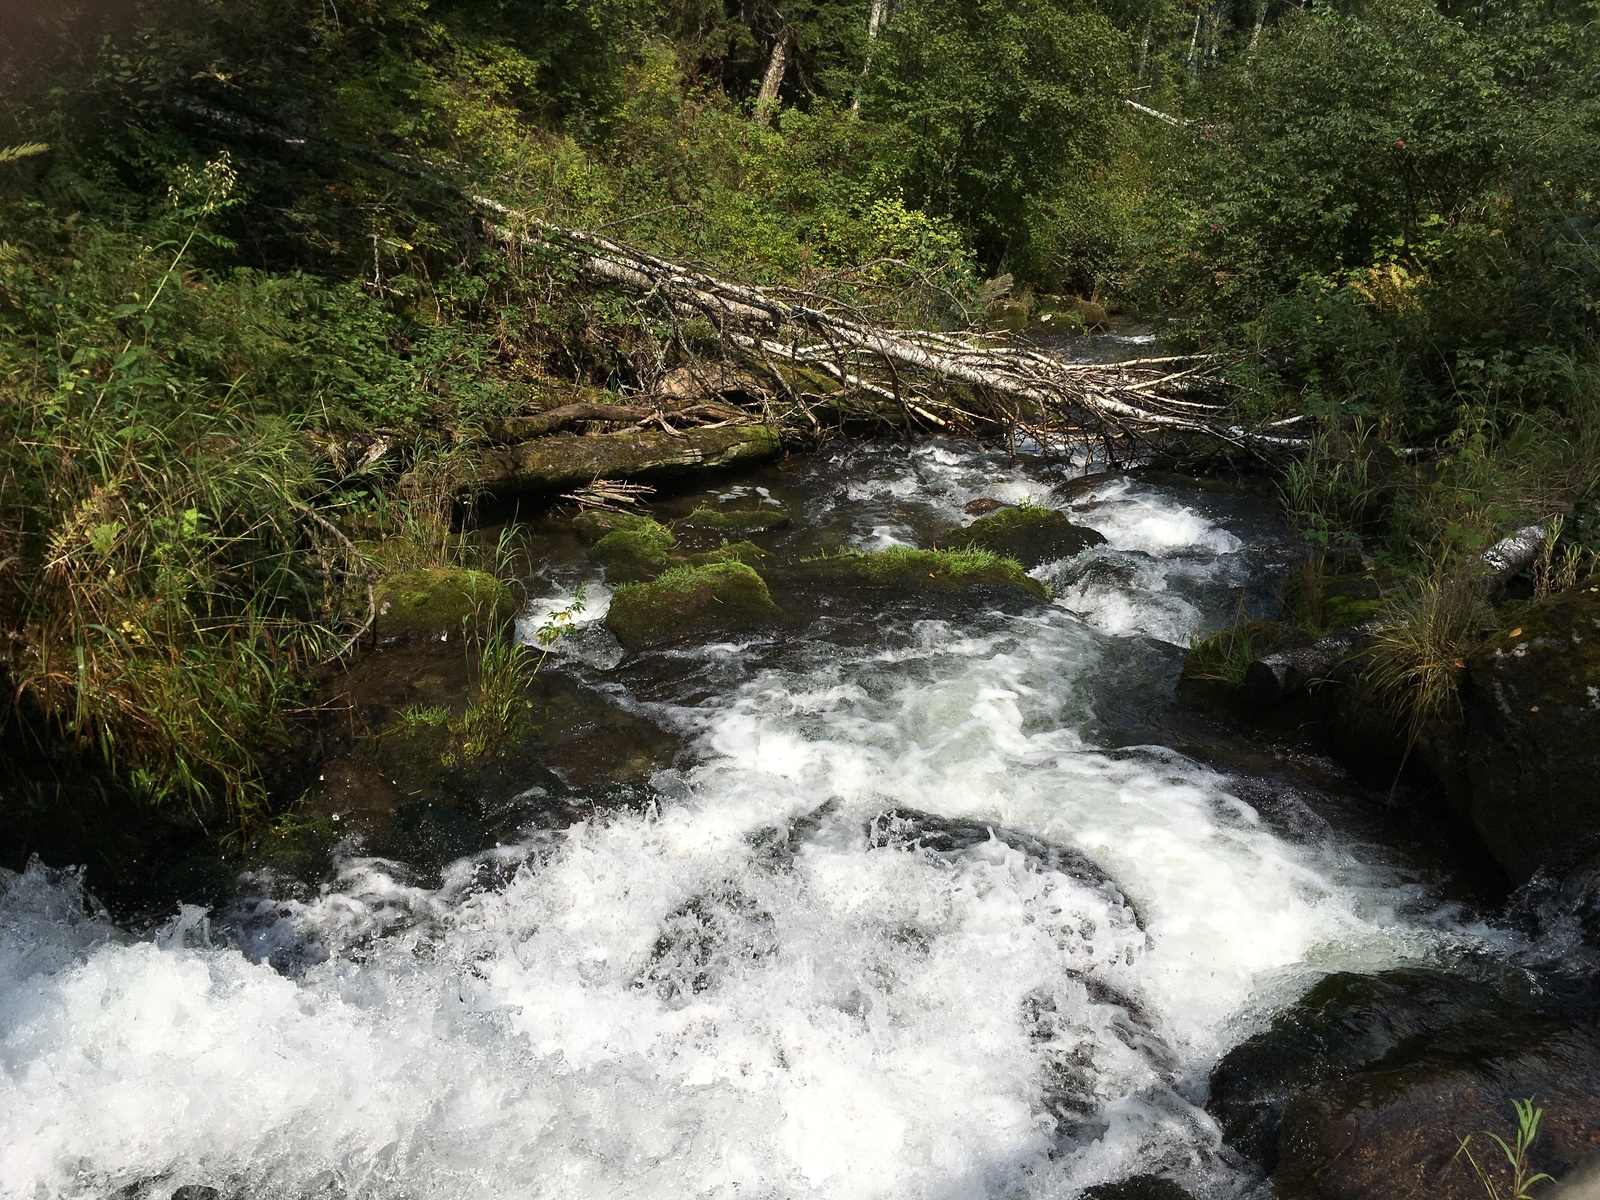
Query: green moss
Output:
[[958, 503, 1105, 567], [678, 504, 792, 534], [797, 545, 1049, 601], [605, 560, 783, 650], [687, 539, 768, 567], [374, 566, 514, 642], [591, 519, 680, 583], [573, 509, 664, 544]]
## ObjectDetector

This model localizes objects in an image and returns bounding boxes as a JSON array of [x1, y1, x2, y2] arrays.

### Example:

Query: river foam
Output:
[[0, 446, 1470, 1200]]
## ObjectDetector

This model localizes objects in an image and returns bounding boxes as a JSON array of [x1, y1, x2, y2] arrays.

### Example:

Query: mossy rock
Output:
[[789, 546, 1048, 602], [605, 561, 784, 650], [1031, 297, 1089, 334], [676, 503, 792, 535], [687, 540, 768, 568], [1452, 574, 1600, 881], [1177, 620, 1313, 715], [591, 518, 680, 583], [572, 509, 662, 544], [957, 504, 1105, 567], [986, 298, 1030, 331], [374, 567, 514, 642]]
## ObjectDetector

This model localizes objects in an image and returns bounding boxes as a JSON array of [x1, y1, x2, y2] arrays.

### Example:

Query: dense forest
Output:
[[1, 0, 1597, 839]]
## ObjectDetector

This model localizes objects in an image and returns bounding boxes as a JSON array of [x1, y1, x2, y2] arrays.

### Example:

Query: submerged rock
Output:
[[1443, 579, 1600, 881], [373, 566, 514, 642], [676, 503, 792, 536], [957, 504, 1105, 567], [605, 561, 783, 650], [1209, 968, 1600, 1200]]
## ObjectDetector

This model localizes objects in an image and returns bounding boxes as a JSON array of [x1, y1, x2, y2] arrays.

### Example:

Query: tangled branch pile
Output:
[[478, 199, 1307, 458]]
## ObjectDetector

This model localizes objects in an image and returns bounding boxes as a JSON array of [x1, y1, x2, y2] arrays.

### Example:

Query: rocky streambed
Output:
[[2, 439, 1599, 1200]]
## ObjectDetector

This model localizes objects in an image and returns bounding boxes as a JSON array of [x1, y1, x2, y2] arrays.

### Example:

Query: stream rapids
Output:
[[0, 438, 1515, 1199]]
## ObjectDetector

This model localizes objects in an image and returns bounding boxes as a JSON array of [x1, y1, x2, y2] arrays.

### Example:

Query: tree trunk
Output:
[[1249, 0, 1268, 50], [755, 31, 792, 126], [852, 0, 890, 110]]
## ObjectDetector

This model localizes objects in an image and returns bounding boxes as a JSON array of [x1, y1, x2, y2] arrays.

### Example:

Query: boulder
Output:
[[782, 546, 1049, 604], [591, 518, 680, 583], [373, 567, 514, 642], [478, 424, 782, 494], [957, 504, 1106, 567], [1209, 968, 1600, 1200], [605, 561, 783, 650], [1446, 578, 1600, 881]]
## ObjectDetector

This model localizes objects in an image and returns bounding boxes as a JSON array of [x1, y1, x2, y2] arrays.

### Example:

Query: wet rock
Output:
[[371, 798, 498, 873], [605, 561, 783, 650], [675, 502, 792, 536], [591, 518, 679, 583], [780, 546, 1049, 604], [1445, 578, 1600, 881], [964, 497, 1011, 516], [478, 424, 782, 495], [957, 504, 1106, 567], [572, 509, 662, 544], [1209, 968, 1600, 1199], [1081, 1177, 1195, 1200], [373, 566, 513, 643]]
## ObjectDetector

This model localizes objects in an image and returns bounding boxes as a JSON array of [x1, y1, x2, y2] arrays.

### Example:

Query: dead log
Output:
[[477, 424, 782, 494], [471, 198, 1299, 453], [482, 404, 650, 443]]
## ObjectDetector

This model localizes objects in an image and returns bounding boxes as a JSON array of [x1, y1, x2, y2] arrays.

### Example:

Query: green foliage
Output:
[[1158, 0, 1600, 435], [1183, 620, 1289, 686], [1456, 1099, 1555, 1200], [863, 0, 1128, 274]]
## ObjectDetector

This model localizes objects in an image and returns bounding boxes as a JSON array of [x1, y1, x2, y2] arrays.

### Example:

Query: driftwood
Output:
[[1245, 524, 1554, 703], [478, 425, 782, 494]]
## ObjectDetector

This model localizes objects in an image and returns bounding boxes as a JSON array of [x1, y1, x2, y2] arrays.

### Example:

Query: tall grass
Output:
[[1363, 563, 1494, 745]]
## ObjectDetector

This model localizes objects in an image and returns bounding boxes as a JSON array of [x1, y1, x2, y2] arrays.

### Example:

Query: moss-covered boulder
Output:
[[591, 518, 680, 583], [605, 561, 783, 650], [687, 539, 768, 568], [789, 546, 1048, 603], [957, 504, 1105, 567], [374, 566, 514, 642], [1443, 577, 1600, 881], [572, 509, 662, 544], [676, 503, 792, 536]]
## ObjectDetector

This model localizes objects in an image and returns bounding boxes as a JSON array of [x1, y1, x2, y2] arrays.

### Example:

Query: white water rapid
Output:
[[1, 444, 1483, 1200]]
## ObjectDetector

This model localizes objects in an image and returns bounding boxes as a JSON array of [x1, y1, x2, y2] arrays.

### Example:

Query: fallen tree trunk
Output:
[[482, 404, 651, 443], [477, 425, 782, 494], [473, 198, 1304, 456]]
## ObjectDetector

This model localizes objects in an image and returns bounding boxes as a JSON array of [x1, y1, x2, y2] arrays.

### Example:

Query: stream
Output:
[[0, 436, 1531, 1199]]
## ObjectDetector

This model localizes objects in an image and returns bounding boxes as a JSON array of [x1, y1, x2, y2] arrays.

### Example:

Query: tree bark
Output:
[[853, 0, 891, 110], [755, 31, 792, 126], [477, 425, 783, 494]]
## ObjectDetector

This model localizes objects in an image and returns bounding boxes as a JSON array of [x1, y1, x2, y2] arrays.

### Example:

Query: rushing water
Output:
[[0, 442, 1495, 1200]]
